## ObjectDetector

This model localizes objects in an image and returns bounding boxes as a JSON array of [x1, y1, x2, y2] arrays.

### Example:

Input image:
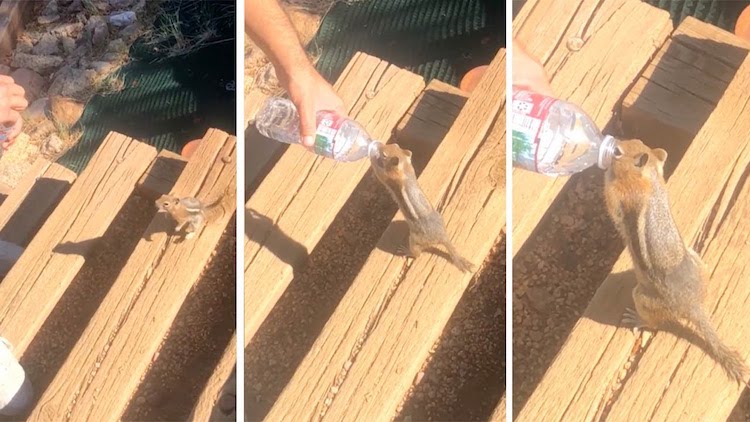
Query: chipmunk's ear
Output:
[[652, 148, 668, 163], [634, 153, 649, 168], [403, 149, 412, 159]]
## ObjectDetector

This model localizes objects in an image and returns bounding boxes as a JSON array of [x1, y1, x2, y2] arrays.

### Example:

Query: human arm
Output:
[[512, 38, 553, 97], [0, 75, 28, 148], [245, 0, 346, 147]]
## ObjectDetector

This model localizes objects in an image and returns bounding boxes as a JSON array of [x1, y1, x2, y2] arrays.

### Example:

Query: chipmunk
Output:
[[604, 138, 748, 384], [369, 141, 473, 273], [155, 187, 234, 240]]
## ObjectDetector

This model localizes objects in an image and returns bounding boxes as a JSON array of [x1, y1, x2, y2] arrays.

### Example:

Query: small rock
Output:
[[67, 0, 82, 12], [217, 393, 235, 414], [15, 38, 33, 54], [48, 95, 85, 125], [43, 0, 59, 16], [101, 52, 121, 62], [11, 53, 63, 75], [10, 68, 46, 102], [26, 97, 49, 120], [32, 33, 61, 56], [90, 61, 114, 74], [51, 22, 84, 38], [109, 0, 134, 9], [92, 25, 109, 49], [119, 23, 139, 42], [48, 67, 96, 99], [107, 38, 127, 54], [61, 36, 77, 54], [109, 11, 136, 27], [37, 15, 61, 25], [42, 133, 65, 156]]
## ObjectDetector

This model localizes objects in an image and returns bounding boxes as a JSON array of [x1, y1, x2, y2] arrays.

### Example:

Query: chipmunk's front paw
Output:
[[622, 307, 644, 334], [185, 232, 196, 240]]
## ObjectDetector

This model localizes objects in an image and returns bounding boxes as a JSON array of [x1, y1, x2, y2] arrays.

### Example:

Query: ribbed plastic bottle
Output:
[[255, 97, 377, 162], [511, 88, 617, 176]]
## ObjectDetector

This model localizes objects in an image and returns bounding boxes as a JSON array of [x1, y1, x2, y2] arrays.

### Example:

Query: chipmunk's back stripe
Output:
[[623, 207, 648, 272]]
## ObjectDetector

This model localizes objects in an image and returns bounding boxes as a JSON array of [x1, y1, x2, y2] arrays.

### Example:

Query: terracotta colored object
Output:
[[460, 65, 489, 93], [736, 5, 750, 40], [181, 139, 202, 158]]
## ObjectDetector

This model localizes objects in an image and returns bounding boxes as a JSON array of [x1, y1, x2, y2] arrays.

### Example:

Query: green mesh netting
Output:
[[58, 0, 236, 174], [645, 0, 750, 31], [311, 0, 505, 87]]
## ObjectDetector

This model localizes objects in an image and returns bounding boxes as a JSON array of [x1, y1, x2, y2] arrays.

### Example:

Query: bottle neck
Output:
[[598, 135, 617, 170]]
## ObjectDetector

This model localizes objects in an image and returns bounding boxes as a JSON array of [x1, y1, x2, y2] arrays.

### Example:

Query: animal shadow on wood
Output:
[[245, 208, 309, 266], [584, 269, 738, 373]]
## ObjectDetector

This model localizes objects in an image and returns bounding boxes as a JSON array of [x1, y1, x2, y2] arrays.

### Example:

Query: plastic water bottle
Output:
[[0, 337, 33, 417], [511, 88, 617, 176], [255, 97, 377, 162]]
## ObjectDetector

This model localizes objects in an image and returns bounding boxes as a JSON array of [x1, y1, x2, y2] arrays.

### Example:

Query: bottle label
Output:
[[511, 88, 558, 172], [314, 111, 345, 158]]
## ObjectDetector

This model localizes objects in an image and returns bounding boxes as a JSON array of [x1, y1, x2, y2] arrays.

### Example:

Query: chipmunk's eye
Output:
[[163, 202, 170, 207], [387, 157, 400, 167], [613, 146, 623, 159], [634, 153, 649, 168]]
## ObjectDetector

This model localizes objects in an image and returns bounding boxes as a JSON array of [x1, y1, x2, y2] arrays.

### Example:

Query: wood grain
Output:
[[622, 17, 750, 154], [244, 52, 425, 347], [511, 0, 672, 256], [29, 129, 236, 421], [488, 395, 506, 422], [0, 133, 155, 354], [190, 334, 237, 422], [265, 49, 505, 422], [0, 158, 76, 247], [136, 149, 187, 201], [517, 50, 750, 422]]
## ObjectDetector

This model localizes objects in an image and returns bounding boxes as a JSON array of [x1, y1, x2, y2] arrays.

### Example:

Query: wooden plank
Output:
[[244, 52, 425, 346], [0, 160, 76, 247], [516, 51, 750, 422], [395, 80, 468, 153], [136, 149, 187, 201], [489, 395, 506, 422], [0, 0, 32, 56], [0, 133, 156, 354], [265, 49, 505, 422], [511, 0, 672, 256], [622, 17, 750, 156], [190, 334, 237, 422], [30, 129, 236, 421]]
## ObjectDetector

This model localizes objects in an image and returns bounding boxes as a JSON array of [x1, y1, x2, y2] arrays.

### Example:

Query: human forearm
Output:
[[245, 0, 314, 84]]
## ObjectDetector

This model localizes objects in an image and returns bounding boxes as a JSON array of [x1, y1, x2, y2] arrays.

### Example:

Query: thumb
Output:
[[297, 103, 317, 148]]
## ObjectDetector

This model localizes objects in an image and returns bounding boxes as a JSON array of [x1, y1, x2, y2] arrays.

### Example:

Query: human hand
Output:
[[281, 65, 346, 148], [0, 75, 29, 149], [513, 39, 554, 97]]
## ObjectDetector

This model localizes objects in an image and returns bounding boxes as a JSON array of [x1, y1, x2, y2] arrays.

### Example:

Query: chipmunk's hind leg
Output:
[[396, 231, 423, 260], [623, 284, 666, 335]]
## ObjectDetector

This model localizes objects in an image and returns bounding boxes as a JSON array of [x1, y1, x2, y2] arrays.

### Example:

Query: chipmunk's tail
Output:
[[690, 307, 749, 385], [204, 184, 237, 222]]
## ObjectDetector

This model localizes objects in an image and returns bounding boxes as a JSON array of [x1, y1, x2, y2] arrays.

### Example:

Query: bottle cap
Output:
[[367, 140, 383, 159], [598, 135, 617, 170]]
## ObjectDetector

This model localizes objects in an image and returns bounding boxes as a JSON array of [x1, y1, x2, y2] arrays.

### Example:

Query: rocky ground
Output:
[[0, 0, 152, 188]]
